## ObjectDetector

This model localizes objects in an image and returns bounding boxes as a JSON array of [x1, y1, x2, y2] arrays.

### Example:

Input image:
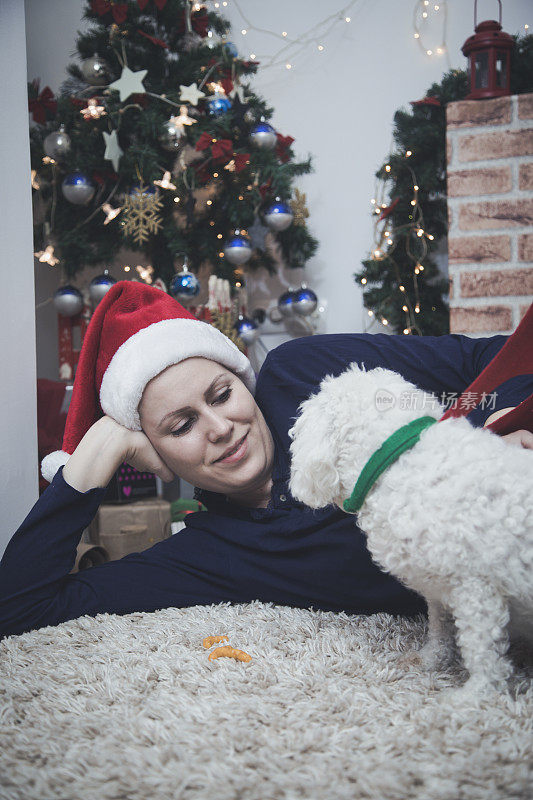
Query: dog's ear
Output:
[[288, 396, 342, 509]]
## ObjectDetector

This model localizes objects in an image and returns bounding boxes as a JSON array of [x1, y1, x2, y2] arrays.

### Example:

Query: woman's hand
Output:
[[500, 430, 533, 450], [62, 415, 174, 493]]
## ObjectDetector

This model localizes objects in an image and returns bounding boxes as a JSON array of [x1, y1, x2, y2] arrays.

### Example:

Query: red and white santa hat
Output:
[[41, 280, 256, 483]]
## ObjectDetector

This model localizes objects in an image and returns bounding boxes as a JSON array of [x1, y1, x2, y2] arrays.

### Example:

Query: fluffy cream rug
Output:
[[1, 601, 532, 800]]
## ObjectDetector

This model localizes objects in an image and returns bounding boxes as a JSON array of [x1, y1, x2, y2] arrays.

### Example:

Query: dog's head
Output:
[[288, 363, 443, 510]]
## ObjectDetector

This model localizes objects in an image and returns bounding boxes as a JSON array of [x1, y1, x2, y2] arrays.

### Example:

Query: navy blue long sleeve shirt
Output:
[[1, 332, 531, 639]]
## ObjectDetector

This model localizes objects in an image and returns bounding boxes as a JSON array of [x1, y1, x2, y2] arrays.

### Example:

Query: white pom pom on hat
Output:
[[41, 280, 255, 483]]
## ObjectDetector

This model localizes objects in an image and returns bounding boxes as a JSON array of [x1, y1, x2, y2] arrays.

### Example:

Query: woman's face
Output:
[[138, 357, 274, 504]]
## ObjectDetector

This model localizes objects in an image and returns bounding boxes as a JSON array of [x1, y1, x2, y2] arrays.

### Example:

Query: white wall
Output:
[[0, 0, 38, 554], [25, 0, 531, 366]]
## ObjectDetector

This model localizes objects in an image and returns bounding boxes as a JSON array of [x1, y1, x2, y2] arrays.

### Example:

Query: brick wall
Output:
[[446, 93, 533, 336]]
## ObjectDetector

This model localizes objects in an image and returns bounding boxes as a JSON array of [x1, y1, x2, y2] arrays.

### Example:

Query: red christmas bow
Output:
[[195, 131, 213, 152], [138, 29, 168, 48], [211, 138, 233, 161], [176, 8, 209, 37], [410, 96, 441, 108], [275, 133, 294, 163], [91, 0, 128, 23], [28, 84, 57, 124], [220, 77, 234, 95], [233, 153, 250, 172]]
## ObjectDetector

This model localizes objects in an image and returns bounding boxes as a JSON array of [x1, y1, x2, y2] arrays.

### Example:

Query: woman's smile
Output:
[[215, 432, 249, 464]]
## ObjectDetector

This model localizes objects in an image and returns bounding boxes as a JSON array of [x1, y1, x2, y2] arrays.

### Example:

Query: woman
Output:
[[1, 282, 531, 640]]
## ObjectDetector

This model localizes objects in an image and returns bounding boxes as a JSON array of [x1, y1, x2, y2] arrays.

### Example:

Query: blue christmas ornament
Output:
[[170, 267, 200, 301], [89, 270, 117, 306], [249, 122, 277, 149], [223, 232, 252, 266], [208, 93, 232, 116], [223, 41, 239, 57], [53, 285, 84, 317], [235, 315, 259, 346], [293, 285, 318, 317], [278, 289, 297, 318], [264, 199, 293, 232], [61, 172, 96, 205]]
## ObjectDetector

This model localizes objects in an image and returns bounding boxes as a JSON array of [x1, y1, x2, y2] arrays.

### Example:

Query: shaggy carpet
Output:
[[1, 601, 532, 800]]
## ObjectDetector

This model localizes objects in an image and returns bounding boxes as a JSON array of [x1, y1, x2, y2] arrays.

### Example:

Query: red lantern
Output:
[[461, 0, 514, 100]]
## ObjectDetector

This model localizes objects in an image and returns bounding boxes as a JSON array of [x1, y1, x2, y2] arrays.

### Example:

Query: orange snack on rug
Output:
[[208, 646, 252, 663], [202, 635, 229, 648]]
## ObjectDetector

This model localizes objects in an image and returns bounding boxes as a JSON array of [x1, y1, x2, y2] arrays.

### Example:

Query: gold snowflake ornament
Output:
[[122, 182, 163, 245], [292, 188, 310, 227]]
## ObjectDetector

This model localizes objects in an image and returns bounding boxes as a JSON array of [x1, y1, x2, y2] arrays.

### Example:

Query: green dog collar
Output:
[[342, 416, 437, 514]]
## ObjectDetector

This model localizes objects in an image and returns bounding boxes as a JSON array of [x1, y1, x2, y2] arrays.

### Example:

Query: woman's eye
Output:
[[213, 387, 232, 404], [171, 418, 194, 437]]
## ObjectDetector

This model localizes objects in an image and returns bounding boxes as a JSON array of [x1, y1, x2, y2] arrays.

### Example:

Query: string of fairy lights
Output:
[[360, 147, 435, 336]]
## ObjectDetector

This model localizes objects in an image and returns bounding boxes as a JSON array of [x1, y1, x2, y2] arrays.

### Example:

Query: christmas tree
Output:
[[29, 0, 318, 299], [355, 33, 533, 336]]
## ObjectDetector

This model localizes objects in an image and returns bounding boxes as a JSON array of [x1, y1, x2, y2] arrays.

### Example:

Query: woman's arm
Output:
[[0, 416, 175, 639]]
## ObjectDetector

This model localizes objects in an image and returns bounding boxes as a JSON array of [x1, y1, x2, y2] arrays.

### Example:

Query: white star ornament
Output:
[[109, 66, 148, 102]]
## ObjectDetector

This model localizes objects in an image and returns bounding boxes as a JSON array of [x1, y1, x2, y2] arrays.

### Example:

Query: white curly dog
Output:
[[288, 364, 533, 694]]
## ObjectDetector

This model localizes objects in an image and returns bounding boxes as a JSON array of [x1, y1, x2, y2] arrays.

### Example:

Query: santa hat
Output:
[[41, 280, 255, 483]]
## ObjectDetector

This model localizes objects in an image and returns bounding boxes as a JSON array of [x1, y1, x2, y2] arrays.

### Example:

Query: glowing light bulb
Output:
[[402, 305, 408, 312], [414, 33, 420, 39], [174, 197, 180, 203], [403, 328, 409, 334], [411, 200, 416, 206], [102, 202, 122, 224], [427, 233, 434, 240], [368, 310, 374, 316], [417, 229, 424, 237], [399, 285, 405, 292], [206, 199, 212, 205], [219, 252, 224, 257], [427, 50, 433, 56], [241, 29, 247, 35], [384, 230, 390, 236], [415, 305, 420, 313], [318, 45, 324, 51], [345, 17, 351, 22], [371, 198, 376, 204], [406, 150, 412, 157], [387, 238, 393, 245], [153, 171, 176, 191], [282, 31, 287, 37], [213, 172, 219, 177], [124, 265, 130, 272], [419, 265, 424, 271], [385, 164, 391, 172], [217, 234, 223, 239], [382, 319, 388, 325], [373, 249, 382, 258], [286, 63, 292, 69], [209, 221, 215, 226], [361, 278, 367, 284], [422, 11, 428, 18], [414, 185, 419, 191]]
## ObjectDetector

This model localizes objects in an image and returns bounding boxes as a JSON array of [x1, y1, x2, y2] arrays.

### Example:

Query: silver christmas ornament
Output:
[[170, 266, 200, 302], [81, 56, 109, 86], [264, 198, 294, 232], [89, 270, 117, 306], [223, 232, 252, 266], [293, 284, 318, 316], [43, 125, 71, 160], [249, 121, 277, 149], [278, 289, 297, 318], [235, 315, 259, 346], [53, 285, 84, 317], [61, 172, 96, 205], [159, 118, 185, 151]]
